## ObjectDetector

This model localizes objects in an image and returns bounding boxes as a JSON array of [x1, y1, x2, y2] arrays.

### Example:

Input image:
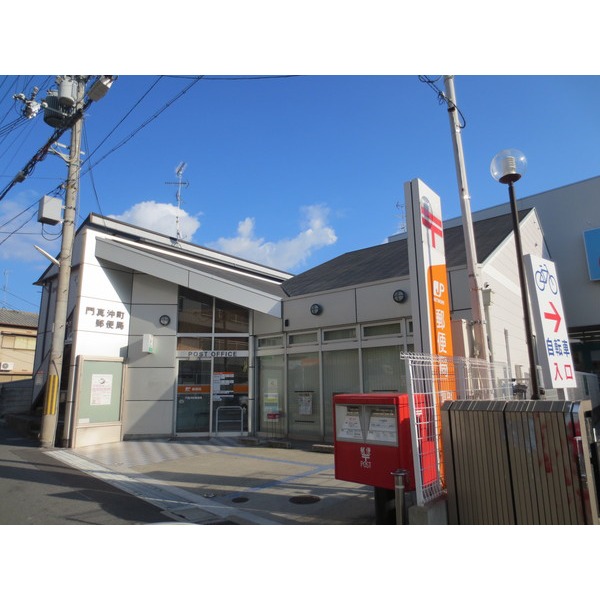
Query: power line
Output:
[[0, 100, 90, 203], [80, 76, 201, 176], [167, 75, 300, 81], [418, 75, 467, 129], [79, 76, 164, 170]]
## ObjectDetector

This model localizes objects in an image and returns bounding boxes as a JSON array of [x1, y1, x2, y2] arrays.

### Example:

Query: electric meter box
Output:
[[38, 195, 62, 225], [333, 393, 425, 491]]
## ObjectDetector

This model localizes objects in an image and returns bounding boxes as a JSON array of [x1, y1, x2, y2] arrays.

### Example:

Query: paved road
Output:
[[0, 419, 175, 525]]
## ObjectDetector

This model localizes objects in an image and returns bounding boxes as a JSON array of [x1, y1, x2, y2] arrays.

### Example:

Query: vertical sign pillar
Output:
[[405, 178, 454, 361], [405, 179, 456, 488]]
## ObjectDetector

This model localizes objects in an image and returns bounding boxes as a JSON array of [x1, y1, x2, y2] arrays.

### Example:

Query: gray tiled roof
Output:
[[0, 308, 39, 328], [282, 210, 531, 297]]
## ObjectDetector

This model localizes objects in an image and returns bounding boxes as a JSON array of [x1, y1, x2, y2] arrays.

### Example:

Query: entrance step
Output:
[[311, 444, 334, 454], [267, 440, 292, 449], [238, 437, 263, 446]]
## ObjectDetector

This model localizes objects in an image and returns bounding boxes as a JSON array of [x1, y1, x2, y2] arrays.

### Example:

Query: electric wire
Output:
[[418, 75, 467, 129], [79, 76, 164, 171], [1, 74, 278, 247], [0, 287, 38, 309], [167, 75, 300, 81], [82, 124, 104, 219], [0, 199, 38, 247], [80, 76, 202, 176], [0, 99, 91, 203]]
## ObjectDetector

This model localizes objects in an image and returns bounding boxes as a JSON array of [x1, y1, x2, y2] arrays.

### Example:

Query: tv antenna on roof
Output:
[[165, 161, 189, 240]]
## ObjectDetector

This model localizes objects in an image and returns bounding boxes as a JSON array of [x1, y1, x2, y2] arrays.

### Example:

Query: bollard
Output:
[[392, 469, 409, 525]]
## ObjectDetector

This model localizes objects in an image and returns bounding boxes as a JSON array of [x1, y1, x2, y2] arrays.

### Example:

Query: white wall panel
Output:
[[356, 280, 411, 323], [131, 273, 178, 305], [283, 289, 356, 330], [126, 366, 176, 402], [123, 399, 174, 437], [127, 335, 177, 368]]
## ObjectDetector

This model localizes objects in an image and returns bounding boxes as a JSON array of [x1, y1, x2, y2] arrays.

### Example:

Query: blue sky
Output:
[[2, 74, 599, 314], [1, 5, 599, 316]]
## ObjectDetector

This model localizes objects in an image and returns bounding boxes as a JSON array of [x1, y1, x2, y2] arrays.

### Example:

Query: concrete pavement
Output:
[[46, 437, 376, 525]]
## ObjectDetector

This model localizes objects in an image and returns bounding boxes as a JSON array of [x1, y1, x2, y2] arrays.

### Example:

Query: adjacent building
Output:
[[0, 308, 38, 382]]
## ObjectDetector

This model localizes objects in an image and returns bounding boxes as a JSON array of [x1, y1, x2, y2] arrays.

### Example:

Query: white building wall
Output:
[[518, 177, 600, 329], [125, 273, 178, 437], [356, 278, 411, 323], [282, 278, 413, 334], [482, 212, 549, 381], [71, 229, 134, 359], [445, 176, 600, 332]]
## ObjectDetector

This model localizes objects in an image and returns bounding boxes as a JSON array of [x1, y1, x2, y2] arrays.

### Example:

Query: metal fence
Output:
[[401, 352, 513, 506]]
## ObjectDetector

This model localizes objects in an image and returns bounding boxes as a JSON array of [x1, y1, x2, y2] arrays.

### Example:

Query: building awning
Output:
[[94, 237, 284, 317]]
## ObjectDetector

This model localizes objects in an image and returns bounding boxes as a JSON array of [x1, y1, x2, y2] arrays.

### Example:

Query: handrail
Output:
[[215, 405, 244, 434]]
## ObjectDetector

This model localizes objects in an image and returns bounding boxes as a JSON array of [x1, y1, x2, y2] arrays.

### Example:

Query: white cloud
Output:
[[109, 201, 201, 240], [209, 204, 337, 271]]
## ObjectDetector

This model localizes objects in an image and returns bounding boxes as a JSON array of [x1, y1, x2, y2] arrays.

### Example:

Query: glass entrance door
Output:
[[176, 359, 211, 434]]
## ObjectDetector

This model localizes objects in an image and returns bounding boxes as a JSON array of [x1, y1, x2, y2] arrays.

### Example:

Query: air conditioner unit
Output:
[[1, 362, 15, 371]]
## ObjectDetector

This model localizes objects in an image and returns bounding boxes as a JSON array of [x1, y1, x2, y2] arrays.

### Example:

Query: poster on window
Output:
[[297, 392, 313, 416], [90, 374, 113, 406], [264, 392, 280, 420]]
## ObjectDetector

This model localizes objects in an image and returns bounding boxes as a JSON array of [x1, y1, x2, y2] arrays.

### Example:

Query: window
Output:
[[178, 290, 213, 333], [177, 288, 249, 335], [323, 327, 357, 342], [287, 352, 320, 438], [288, 332, 318, 345], [257, 336, 284, 349], [214, 337, 249, 351], [177, 337, 212, 352], [215, 298, 249, 333], [363, 322, 402, 338], [323, 349, 360, 440], [1, 335, 36, 350], [362, 346, 405, 392]]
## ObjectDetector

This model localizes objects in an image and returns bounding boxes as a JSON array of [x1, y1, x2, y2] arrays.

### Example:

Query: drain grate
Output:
[[289, 495, 321, 505]]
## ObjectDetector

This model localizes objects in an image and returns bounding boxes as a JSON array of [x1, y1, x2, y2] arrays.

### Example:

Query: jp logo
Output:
[[360, 446, 372, 469]]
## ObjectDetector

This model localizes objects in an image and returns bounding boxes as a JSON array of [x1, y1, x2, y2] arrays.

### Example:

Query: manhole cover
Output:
[[289, 495, 321, 505], [231, 496, 249, 504]]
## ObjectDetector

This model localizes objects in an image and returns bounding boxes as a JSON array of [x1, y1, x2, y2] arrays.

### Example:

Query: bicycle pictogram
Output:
[[535, 263, 558, 294]]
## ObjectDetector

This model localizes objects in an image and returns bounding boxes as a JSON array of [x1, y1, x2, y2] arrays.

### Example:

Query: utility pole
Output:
[[443, 75, 489, 361], [39, 76, 86, 448]]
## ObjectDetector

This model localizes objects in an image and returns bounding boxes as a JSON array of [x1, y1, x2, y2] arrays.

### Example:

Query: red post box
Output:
[[333, 393, 432, 492]]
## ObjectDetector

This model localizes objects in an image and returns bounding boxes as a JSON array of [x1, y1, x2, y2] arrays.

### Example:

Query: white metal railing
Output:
[[401, 353, 513, 506], [215, 405, 244, 434]]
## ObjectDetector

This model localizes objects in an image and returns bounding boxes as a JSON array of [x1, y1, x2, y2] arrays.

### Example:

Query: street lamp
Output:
[[490, 149, 540, 399]]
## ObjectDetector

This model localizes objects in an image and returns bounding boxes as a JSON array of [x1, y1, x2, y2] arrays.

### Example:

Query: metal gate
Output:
[[441, 399, 600, 524]]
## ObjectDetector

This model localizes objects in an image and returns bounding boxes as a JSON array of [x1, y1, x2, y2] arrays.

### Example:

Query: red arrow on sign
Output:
[[544, 301, 561, 333]]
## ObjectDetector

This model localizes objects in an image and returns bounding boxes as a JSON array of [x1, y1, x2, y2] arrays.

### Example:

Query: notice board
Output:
[[76, 357, 124, 424]]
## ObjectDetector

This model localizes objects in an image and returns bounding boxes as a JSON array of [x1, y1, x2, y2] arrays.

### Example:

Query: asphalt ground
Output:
[[47, 436, 376, 525]]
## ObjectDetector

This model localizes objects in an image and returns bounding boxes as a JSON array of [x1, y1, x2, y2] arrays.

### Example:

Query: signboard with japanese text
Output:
[[405, 178, 454, 360], [77, 300, 129, 333], [524, 255, 576, 389]]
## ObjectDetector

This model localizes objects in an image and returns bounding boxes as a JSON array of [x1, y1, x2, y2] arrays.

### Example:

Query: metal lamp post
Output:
[[490, 149, 540, 399]]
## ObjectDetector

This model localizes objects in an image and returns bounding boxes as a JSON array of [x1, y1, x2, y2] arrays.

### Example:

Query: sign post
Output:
[[524, 255, 576, 390], [406, 178, 454, 361]]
